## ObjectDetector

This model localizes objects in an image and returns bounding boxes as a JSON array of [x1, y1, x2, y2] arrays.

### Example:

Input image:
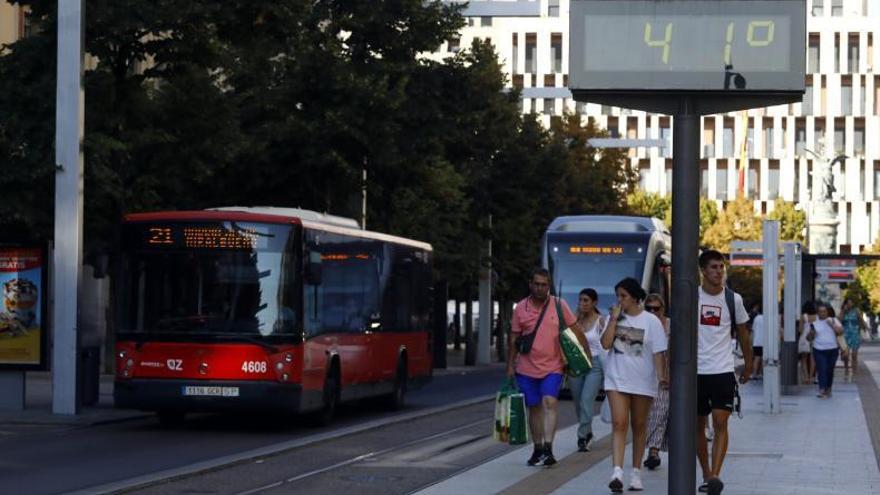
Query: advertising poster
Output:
[[0, 247, 46, 369]]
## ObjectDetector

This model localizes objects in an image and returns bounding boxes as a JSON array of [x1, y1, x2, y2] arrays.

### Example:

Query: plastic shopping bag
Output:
[[557, 298, 592, 377], [494, 379, 529, 445]]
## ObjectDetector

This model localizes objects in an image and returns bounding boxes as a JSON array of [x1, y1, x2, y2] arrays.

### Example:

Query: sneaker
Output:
[[628, 469, 643, 491], [706, 477, 724, 495], [609, 467, 624, 493], [542, 450, 557, 467], [643, 454, 661, 470], [526, 444, 546, 466], [578, 433, 594, 452], [698, 481, 709, 493]]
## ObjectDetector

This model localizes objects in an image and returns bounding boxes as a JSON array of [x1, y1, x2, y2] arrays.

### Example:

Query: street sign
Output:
[[816, 258, 857, 283]]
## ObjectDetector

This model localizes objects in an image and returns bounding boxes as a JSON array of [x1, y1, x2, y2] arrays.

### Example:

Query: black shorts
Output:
[[753, 346, 764, 357], [697, 372, 736, 416]]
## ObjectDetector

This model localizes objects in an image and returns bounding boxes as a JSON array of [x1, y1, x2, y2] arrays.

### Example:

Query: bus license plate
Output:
[[182, 386, 240, 397]]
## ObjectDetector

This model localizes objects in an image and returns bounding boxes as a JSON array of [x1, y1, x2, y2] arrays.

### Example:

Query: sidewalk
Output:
[[416, 364, 880, 494]]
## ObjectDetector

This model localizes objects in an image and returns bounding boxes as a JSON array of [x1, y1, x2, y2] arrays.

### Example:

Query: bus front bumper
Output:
[[114, 379, 307, 413]]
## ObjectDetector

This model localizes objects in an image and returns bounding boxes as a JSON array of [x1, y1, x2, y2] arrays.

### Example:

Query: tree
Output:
[[625, 191, 718, 239], [766, 200, 806, 243], [852, 239, 880, 313], [701, 197, 763, 251]]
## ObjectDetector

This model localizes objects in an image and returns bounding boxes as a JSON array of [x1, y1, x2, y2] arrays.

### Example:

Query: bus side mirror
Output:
[[306, 252, 322, 285]]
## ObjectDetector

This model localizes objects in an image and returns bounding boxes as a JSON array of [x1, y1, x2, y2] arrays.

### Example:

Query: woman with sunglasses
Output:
[[642, 293, 670, 471], [602, 278, 669, 492], [568, 288, 607, 452]]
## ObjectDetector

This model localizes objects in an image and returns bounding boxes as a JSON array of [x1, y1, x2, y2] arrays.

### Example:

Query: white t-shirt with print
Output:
[[698, 287, 749, 375], [603, 310, 668, 397]]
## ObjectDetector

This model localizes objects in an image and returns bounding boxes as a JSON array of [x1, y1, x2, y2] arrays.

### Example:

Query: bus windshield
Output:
[[119, 221, 300, 339], [548, 239, 648, 312]]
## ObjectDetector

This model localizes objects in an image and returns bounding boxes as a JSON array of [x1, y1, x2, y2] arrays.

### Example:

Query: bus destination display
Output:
[[141, 225, 267, 250]]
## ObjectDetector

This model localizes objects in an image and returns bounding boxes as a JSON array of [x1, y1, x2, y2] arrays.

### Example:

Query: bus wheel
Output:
[[386, 360, 407, 410], [313, 368, 339, 426], [157, 410, 186, 427]]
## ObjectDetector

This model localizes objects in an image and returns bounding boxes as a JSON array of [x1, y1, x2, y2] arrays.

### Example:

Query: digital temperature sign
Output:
[[569, 0, 805, 93]]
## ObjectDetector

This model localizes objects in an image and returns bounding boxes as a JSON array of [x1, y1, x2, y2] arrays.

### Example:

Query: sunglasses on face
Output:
[[645, 305, 663, 312]]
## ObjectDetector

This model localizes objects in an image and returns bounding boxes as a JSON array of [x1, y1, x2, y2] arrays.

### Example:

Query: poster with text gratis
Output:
[[0, 247, 47, 369]]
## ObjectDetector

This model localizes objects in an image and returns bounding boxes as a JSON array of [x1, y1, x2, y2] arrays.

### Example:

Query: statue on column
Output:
[[805, 139, 844, 254]]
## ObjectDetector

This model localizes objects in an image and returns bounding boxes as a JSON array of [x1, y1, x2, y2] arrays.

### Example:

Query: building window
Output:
[[666, 168, 673, 194], [480, 16, 492, 27], [768, 162, 780, 200], [793, 165, 801, 201], [525, 33, 537, 73], [716, 165, 729, 200], [796, 124, 807, 156], [849, 35, 860, 73], [803, 80, 814, 114], [548, 0, 560, 17], [875, 162, 880, 199], [841, 77, 853, 114], [722, 120, 734, 157], [834, 118, 845, 155], [808, 35, 820, 73], [747, 126, 755, 158], [748, 161, 759, 198], [815, 121, 826, 151], [835, 35, 841, 73], [701, 169, 709, 197], [551, 33, 563, 74], [511, 34, 519, 75], [543, 98, 555, 116], [862, 76, 869, 115], [448, 37, 460, 53], [854, 121, 865, 156], [576, 102, 587, 114], [812, 0, 824, 16], [660, 126, 672, 158], [764, 123, 775, 158], [831, 0, 843, 16]]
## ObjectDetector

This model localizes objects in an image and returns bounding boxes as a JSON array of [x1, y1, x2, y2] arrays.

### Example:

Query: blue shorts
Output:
[[515, 373, 564, 407]]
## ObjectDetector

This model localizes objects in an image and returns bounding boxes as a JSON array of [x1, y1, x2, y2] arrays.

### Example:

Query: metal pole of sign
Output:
[[52, 0, 85, 415], [669, 99, 700, 495], [782, 242, 801, 394], [762, 220, 781, 413]]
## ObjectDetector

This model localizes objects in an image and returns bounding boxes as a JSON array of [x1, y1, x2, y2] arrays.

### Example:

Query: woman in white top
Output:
[[568, 288, 607, 453], [643, 293, 671, 471], [806, 302, 843, 398], [601, 278, 668, 493]]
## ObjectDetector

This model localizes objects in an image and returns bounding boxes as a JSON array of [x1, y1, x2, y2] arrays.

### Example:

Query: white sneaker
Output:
[[629, 468, 643, 491], [609, 466, 624, 493]]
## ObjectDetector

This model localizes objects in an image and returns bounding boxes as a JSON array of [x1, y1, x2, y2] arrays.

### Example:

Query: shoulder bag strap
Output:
[[527, 298, 551, 337], [724, 288, 738, 328]]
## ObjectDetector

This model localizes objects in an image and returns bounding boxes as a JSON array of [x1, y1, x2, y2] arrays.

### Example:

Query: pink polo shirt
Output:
[[511, 295, 577, 378]]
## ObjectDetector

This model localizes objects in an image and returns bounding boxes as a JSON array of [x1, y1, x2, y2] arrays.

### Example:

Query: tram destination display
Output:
[[569, 0, 806, 93]]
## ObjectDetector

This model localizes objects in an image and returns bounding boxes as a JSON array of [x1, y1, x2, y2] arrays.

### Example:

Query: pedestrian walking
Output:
[[806, 301, 843, 398], [507, 268, 578, 467], [695, 250, 753, 495], [751, 303, 764, 380], [568, 288, 606, 452], [643, 293, 670, 471], [839, 297, 867, 379], [601, 278, 668, 492], [798, 302, 817, 384]]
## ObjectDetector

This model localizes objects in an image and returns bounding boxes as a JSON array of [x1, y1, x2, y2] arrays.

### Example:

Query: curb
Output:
[[68, 394, 495, 495]]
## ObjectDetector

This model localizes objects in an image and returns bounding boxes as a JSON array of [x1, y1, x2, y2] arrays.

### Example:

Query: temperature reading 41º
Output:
[[643, 20, 776, 66]]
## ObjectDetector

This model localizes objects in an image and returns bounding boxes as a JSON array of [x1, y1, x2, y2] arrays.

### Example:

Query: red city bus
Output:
[[114, 207, 433, 424]]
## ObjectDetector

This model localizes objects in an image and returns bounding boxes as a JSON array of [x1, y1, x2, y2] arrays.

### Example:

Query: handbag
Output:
[[493, 379, 529, 445], [515, 299, 550, 354]]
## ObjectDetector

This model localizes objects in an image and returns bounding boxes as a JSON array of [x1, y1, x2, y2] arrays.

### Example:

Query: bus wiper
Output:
[[217, 334, 278, 353]]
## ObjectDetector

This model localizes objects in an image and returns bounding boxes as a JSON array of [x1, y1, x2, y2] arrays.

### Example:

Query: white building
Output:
[[439, 0, 880, 253]]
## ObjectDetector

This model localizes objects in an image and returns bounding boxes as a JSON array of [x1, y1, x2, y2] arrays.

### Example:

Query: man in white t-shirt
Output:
[[696, 250, 753, 495]]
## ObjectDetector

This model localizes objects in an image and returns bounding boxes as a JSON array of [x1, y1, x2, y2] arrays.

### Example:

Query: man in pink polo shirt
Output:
[[507, 268, 577, 467]]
